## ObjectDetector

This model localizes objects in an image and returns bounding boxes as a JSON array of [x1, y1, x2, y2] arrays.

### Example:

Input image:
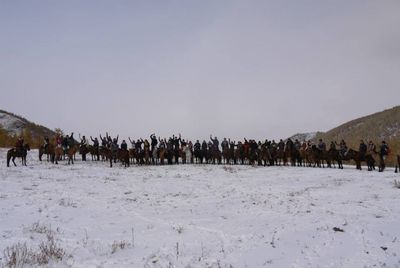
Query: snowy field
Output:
[[1, 149, 400, 268]]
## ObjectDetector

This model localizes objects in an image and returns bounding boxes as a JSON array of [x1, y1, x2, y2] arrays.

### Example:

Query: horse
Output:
[[7, 144, 30, 167], [222, 147, 232, 164], [258, 144, 271, 166], [284, 143, 294, 166], [378, 153, 386, 172], [181, 146, 192, 164], [275, 148, 285, 166], [152, 147, 158, 165], [87, 145, 99, 161], [298, 146, 307, 167], [326, 148, 343, 169], [308, 145, 325, 168], [128, 148, 136, 164], [117, 149, 130, 167], [144, 147, 150, 165], [202, 147, 210, 164], [53, 145, 64, 164], [209, 147, 221, 164], [346, 149, 375, 171], [248, 147, 258, 166], [39, 145, 51, 161], [66, 144, 79, 164], [158, 147, 166, 165], [79, 145, 89, 161], [100, 147, 113, 167], [193, 148, 202, 164]]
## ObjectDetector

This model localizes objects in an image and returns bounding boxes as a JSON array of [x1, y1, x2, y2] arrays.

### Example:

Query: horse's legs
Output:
[[12, 156, 17, 166]]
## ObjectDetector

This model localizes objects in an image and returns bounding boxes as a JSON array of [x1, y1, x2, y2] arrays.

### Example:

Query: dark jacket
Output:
[[380, 144, 389, 156], [359, 143, 367, 155], [121, 141, 128, 151]]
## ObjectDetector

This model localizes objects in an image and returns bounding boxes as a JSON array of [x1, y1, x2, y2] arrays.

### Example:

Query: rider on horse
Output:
[[339, 139, 348, 157], [318, 139, 326, 152], [43, 136, 50, 151], [210, 135, 219, 151], [121, 140, 128, 151], [55, 134, 62, 148], [150, 134, 158, 153], [15, 136, 24, 154], [379, 141, 389, 172]]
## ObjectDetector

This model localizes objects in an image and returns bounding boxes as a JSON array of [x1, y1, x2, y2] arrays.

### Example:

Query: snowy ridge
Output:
[[1, 149, 400, 267], [0, 110, 26, 135], [0, 110, 55, 141], [287, 132, 319, 142]]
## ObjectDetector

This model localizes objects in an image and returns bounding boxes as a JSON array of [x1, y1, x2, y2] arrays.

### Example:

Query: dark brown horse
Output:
[[193, 148, 202, 164], [128, 148, 136, 164], [258, 144, 271, 166], [308, 145, 325, 168], [117, 149, 130, 167], [326, 148, 343, 169], [39, 145, 51, 161], [233, 146, 242, 164], [7, 144, 30, 167], [87, 145, 99, 161], [222, 148, 233, 165], [346, 149, 375, 171], [210, 148, 222, 164]]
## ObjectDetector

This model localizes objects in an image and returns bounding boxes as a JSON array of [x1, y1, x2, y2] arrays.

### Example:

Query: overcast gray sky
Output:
[[1, 1, 399, 141]]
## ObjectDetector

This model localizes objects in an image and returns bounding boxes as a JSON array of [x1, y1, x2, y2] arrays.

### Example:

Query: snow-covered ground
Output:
[[1, 149, 400, 267]]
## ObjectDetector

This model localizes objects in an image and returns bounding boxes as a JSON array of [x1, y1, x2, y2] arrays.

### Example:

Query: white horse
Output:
[[182, 146, 192, 164]]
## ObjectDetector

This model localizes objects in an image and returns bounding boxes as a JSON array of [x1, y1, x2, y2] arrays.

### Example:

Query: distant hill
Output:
[[0, 110, 55, 148], [312, 106, 400, 165], [288, 132, 320, 142], [312, 106, 400, 148], [287, 106, 400, 165]]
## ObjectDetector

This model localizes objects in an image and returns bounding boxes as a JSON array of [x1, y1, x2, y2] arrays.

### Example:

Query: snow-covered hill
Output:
[[287, 132, 319, 142], [0, 110, 27, 135], [0, 110, 55, 142], [1, 150, 400, 267]]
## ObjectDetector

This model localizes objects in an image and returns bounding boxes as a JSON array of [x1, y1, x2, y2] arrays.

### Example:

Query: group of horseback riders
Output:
[[28, 131, 394, 172]]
